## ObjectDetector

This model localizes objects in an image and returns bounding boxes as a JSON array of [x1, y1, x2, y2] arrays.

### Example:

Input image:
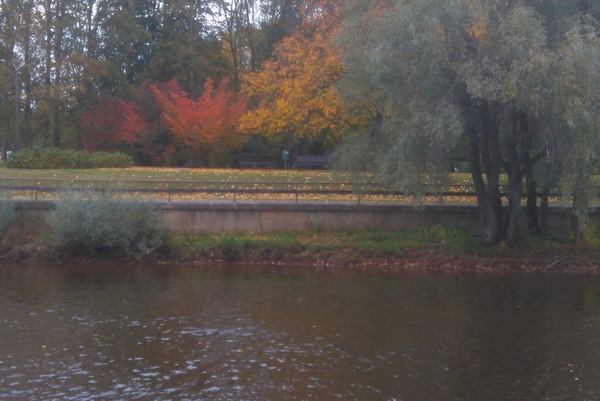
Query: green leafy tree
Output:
[[143, 0, 229, 94], [336, 0, 600, 244], [549, 18, 600, 241]]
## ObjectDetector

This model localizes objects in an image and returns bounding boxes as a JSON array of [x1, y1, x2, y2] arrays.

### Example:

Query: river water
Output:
[[1, 263, 600, 401]]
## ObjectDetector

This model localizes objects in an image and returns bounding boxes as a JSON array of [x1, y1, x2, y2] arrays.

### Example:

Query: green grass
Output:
[[166, 226, 487, 264], [0, 164, 480, 185], [0, 166, 371, 199], [163, 226, 600, 271]]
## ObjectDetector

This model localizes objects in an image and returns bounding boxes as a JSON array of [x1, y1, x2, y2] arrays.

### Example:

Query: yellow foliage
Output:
[[467, 24, 487, 41], [239, 29, 350, 141]]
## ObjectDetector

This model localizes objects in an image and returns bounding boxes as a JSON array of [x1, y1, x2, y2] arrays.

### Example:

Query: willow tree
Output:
[[335, 0, 465, 199], [549, 18, 600, 241], [459, 6, 553, 244], [336, 0, 600, 244]]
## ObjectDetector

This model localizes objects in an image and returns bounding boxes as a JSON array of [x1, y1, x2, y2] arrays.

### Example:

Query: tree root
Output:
[[544, 253, 574, 270]]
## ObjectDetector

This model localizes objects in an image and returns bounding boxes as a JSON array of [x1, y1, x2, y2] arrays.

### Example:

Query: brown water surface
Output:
[[1, 263, 600, 400]]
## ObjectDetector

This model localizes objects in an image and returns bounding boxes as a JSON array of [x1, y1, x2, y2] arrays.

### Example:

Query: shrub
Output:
[[7, 148, 92, 169], [7, 148, 133, 169], [218, 235, 253, 261], [91, 151, 134, 168], [51, 189, 167, 258]]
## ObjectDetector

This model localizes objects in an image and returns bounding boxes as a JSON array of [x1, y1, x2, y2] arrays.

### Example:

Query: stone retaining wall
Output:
[[13, 199, 580, 234]]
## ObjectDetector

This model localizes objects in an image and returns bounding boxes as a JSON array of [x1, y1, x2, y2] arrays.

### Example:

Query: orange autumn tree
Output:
[[238, 1, 352, 145], [152, 78, 247, 164]]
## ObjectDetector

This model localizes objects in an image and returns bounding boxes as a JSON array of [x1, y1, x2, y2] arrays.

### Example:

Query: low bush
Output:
[[90, 151, 134, 168], [7, 148, 92, 169], [51, 189, 167, 258], [7, 148, 133, 169], [165, 232, 305, 262], [218, 235, 253, 261]]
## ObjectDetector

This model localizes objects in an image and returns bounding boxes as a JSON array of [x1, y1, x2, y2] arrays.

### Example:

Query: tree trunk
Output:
[[504, 108, 523, 245], [468, 101, 503, 244], [504, 134, 521, 245], [244, 0, 257, 71], [541, 184, 549, 234], [572, 171, 590, 243], [483, 104, 504, 243], [1, 139, 6, 161], [504, 109, 537, 244], [52, 0, 65, 148], [20, 1, 33, 149], [504, 167, 522, 245], [526, 170, 540, 234], [225, 2, 240, 87], [44, 0, 53, 147]]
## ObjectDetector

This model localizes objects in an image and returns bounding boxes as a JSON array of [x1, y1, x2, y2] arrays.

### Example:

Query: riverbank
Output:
[[2, 168, 598, 272], [16, 228, 598, 273], [2, 220, 599, 272], [178, 252, 600, 274]]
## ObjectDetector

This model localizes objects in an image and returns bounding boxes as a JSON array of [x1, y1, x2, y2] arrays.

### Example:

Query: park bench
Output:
[[239, 153, 274, 169], [294, 155, 331, 169]]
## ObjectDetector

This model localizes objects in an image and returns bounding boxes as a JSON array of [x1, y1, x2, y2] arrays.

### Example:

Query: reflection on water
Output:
[[1, 264, 600, 400]]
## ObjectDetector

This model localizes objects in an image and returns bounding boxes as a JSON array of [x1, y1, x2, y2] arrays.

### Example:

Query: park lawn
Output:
[[0, 166, 343, 183], [0, 164, 475, 184], [0, 166, 381, 202], [0, 165, 493, 203]]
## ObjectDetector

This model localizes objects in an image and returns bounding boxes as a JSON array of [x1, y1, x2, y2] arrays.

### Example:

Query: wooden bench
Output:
[[294, 155, 331, 169], [239, 154, 274, 169]]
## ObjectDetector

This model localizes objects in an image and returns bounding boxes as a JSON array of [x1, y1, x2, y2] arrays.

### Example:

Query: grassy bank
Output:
[[2, 208, 599, 271], [162, 228, 600, 272]]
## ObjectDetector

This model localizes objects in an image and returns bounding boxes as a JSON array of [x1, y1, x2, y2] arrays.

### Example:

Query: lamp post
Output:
[[11, 58, 20, 152]]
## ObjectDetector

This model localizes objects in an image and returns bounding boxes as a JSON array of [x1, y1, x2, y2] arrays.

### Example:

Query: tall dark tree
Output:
[[144, 0, 228, 94], [0, 0, 17, 158]]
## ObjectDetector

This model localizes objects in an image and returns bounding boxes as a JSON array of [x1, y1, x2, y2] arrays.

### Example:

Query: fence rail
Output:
[[0, 178, 564, 204]]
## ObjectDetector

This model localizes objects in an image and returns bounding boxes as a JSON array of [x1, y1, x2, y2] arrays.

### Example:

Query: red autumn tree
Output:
[[128, 80, 185, 165], [80, 95, 145, 152], [151, 78, 247, 149]]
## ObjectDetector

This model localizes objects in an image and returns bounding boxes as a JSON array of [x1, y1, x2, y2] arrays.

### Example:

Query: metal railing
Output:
[[0, 178, 562, 204]]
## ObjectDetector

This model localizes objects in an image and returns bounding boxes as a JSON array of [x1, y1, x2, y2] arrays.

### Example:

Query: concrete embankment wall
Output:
[[13, 199, 579, 234]]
